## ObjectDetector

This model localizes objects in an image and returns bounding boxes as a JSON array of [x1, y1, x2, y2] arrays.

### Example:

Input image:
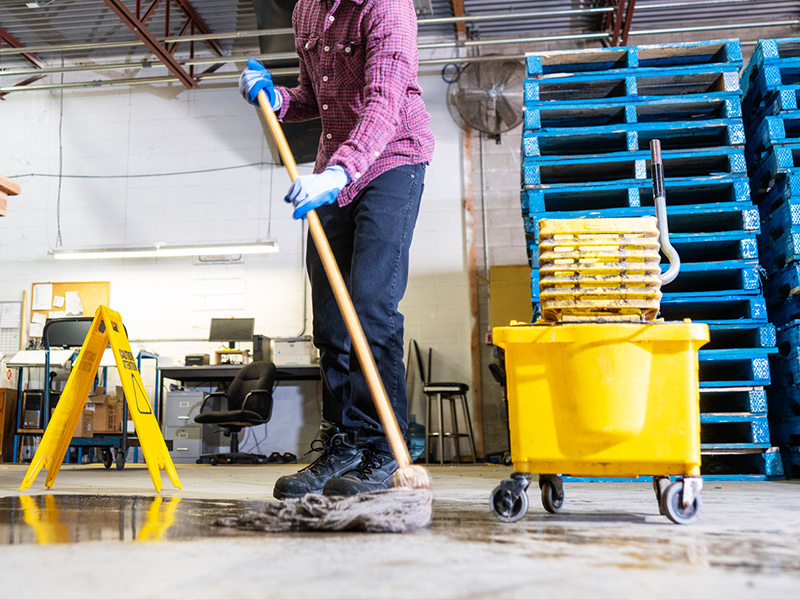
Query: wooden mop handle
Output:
[[256, 91, 412, 468]]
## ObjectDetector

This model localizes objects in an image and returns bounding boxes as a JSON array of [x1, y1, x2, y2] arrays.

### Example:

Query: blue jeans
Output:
[[307, 163, 426, 451]]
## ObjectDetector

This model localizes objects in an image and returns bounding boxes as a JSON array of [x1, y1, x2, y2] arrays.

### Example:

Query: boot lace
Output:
[[300, 435, 347, 475], [353, 448, 385, 480]]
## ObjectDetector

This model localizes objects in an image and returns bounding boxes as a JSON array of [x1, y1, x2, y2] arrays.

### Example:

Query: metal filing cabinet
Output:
[[164, 390, 224, 463]]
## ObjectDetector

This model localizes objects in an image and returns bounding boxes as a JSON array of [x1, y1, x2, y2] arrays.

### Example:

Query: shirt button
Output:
[[329, 15, 335, 22], [345, 47, 351, 53], [322, 76, 328, 82], [374, 151, 380, 157], [322, 104, 328, 110], [324, 45, 330, 52], [326, 133, 332, 139], [354, 172, 361, 179]]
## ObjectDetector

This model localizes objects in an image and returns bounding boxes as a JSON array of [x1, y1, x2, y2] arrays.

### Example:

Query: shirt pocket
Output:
[[334, 41, 364, 88], [296, 35, 320, 82]]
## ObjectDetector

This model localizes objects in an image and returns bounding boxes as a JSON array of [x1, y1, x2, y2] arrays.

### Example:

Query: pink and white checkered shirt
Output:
[[277, 0, 435, 206]]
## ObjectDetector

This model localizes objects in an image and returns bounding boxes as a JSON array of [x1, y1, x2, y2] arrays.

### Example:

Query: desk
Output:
[[158, 364, 320, 384]]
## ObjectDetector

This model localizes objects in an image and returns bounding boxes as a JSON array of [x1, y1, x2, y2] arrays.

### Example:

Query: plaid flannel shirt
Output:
[[276, 0, 435, 206]]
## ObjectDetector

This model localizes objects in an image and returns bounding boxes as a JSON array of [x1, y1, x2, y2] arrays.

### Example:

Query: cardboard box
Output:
[[88, 387, 123, 434], [72, 409, 93, 438]]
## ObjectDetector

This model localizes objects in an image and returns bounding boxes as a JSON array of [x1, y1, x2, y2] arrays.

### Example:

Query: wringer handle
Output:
[[256, 90, 412, 469], [650, 139, 680, 285]]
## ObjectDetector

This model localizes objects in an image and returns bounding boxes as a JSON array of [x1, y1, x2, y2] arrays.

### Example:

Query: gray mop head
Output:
[[216, 488, 433, 533]]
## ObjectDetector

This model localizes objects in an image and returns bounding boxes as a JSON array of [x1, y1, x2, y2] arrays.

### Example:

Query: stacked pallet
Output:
[[520, 39, 784, 480], [742, 38, 800, 477]]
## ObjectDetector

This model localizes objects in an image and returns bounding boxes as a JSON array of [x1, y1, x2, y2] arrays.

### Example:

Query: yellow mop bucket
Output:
[[491, 140, 709, 525]]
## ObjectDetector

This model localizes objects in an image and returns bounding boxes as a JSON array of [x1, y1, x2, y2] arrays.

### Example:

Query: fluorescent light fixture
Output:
[[51, 241, 278, 260]]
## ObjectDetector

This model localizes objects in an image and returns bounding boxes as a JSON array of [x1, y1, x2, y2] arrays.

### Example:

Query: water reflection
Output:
[[0, 495, 264, 545]]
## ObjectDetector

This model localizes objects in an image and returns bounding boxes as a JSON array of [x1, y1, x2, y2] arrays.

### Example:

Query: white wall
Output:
[[0, 72, 473, 457]]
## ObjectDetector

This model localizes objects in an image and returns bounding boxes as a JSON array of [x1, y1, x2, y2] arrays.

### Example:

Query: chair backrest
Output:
[[227, 361, 276, 411], [412, 340, 427, 385], [43, 317, 94, 349]]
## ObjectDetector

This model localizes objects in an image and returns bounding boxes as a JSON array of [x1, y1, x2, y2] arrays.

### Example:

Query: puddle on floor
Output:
[[0, 495, 268, 545]]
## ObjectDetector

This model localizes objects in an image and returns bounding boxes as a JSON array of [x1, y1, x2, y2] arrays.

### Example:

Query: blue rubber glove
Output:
[[285, 166, 350, 220], [239, 58, 282, 110]]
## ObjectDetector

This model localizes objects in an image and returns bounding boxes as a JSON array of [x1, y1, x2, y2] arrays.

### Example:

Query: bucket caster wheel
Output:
[[490, 473, 531, 523], [101, 450, 112, 469], [653, 476, 671, 515], [115, 450, 125, 470], [662, 480, 702, 525], [539, 475, 564, 514], [210, 457, 219, 466]]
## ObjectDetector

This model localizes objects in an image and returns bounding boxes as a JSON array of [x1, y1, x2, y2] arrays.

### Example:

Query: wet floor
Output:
[[1, 465, 799, 599]]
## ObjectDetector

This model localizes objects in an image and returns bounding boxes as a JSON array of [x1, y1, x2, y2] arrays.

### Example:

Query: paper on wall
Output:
[[0, 303, 21, 329], [31, 312, 47, 325], [52, 296, 65, 308], [49, 311, 66, 319], [65, 292, 83, 316], [29, 321, 44, 338], [32, 284, 53, 311]]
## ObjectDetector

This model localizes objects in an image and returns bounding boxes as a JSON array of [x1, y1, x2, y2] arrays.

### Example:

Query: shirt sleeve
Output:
[[277, 42, 321, 122], [327, 0, 417, 180]]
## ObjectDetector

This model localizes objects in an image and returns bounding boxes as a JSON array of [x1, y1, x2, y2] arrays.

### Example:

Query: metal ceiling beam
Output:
[[620, 0, 637, 46], [172, 0, 224, 57], [102, 0, 197, 89], [0, 24, 46, 69]]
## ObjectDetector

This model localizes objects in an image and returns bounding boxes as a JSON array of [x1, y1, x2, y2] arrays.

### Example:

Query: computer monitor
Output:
[[208, 318, 255, 348]]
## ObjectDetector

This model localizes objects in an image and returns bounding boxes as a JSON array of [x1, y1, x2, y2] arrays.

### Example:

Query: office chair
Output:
[[412, 340, 477, 464], [194, 361, 276, 465]]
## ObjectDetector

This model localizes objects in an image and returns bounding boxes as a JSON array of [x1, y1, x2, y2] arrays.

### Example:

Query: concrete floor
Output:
[[0, 463, 799, 599]]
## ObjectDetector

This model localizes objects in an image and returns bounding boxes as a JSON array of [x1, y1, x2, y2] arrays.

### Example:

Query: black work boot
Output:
[[273, 425, 362, 500], [322, 445, 398, 496]]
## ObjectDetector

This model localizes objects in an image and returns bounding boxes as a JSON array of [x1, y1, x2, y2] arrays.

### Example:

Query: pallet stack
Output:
[[520, 39, 784, 480], [742, 38, 800, 477]]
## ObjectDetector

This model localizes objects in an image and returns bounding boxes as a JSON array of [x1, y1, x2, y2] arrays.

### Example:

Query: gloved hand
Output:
[[239, 58, 282, 110], [285, 165, 350, 220]]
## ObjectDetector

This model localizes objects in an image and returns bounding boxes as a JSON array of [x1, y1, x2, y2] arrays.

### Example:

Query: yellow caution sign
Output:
[[20, 306, 181, 493]]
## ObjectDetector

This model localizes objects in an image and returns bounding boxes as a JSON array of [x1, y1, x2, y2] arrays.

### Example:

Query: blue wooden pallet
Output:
[[659, 295, 768, 324], [741, 38, 800, 97], [757, 188, 800, 261], [765, 385, 800, 420], [698, 351, 771, 387], [775, 445, 800, 478], [765, 266, 800, 313], [524, 94, 742, 130], [700, 387, 768, 414], [746, 114, 800, 167], [704, 323, 776, 351], [522, 148, 747, 186], [760, 230, 800, 277], [523, 202, 760, 237], [742, 85, 800, 134], [764, 294, 800, 329], [521, 177, 750, 214], [700, 412, 772, 444], [700, 448, 784, 479], [750, 145, 800, 196], [524, 65, 741, 105], [755, 171, 800, 220], [526, 39, 742, 77], [742, 61, 800, 116], [522, 119, 745, 159], [769, 357, 800, 391]]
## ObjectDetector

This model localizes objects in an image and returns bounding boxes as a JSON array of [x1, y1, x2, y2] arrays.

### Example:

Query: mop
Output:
[[218, 90, 433, 533]]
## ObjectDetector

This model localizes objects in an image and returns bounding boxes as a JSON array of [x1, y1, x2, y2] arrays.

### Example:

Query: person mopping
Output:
[[239, 0, 434, 499]]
